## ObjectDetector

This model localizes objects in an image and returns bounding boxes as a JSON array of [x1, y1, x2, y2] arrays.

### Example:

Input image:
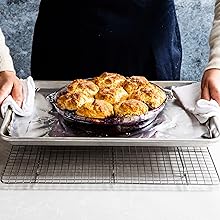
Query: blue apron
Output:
[[31, 0, 182, 80]]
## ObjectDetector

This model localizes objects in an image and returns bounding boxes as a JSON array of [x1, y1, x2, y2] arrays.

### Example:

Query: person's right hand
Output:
[[0, 71, 23, 107]]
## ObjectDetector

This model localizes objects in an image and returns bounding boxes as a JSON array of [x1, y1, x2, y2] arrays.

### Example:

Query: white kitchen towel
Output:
[[172, 82, 220, 124], [1, 76, 35, 118]]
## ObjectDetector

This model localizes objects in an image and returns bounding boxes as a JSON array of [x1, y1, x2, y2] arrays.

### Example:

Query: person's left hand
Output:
[[201, 68, 220, 105]]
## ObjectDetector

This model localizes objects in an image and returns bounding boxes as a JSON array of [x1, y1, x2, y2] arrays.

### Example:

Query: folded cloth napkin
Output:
[[1, 76, 35, 118], [172, 82, 220, 124]]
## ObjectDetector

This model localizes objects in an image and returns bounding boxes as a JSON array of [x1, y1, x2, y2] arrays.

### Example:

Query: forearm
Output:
[[0, 28, 15, 73], [205, 0, 220, 71]]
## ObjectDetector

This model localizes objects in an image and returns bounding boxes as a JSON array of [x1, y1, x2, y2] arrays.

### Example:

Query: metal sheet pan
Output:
[[1, 80, 220, 147]]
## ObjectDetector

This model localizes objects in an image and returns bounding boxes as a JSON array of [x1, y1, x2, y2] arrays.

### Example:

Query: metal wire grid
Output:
[[1, 146, 219, 185]]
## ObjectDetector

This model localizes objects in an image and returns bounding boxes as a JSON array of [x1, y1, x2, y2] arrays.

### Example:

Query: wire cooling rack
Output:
[[1, 146, 219, 185]]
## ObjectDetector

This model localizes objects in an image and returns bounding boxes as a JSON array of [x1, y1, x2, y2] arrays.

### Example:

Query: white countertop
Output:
[[0, 189, 220, 220]]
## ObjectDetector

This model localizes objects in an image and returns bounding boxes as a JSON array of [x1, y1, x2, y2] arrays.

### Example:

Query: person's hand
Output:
[[201, 68, 220, 105], [0, 71, 23, 107]]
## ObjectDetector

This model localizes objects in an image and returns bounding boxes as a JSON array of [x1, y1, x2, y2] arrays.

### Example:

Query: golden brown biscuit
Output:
[[75, 99, 114, 119], [93, 72, 126, 89], [56, 92, 94, 111], [56, 73, 167, 119], [114, 99, 148, 117], [95, 87, 128, 105], [129, 83, 166, 109], [67, 79, 99, 97], [123, 75, 149, 94]]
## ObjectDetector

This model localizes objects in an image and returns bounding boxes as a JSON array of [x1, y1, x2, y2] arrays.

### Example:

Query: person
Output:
[[0, 0, 220, 106], [201, 0, 220, 104], [0, 28, 23, 107]]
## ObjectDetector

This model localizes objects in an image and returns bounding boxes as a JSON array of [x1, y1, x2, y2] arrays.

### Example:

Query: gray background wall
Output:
[[0, 0, 216, 80]]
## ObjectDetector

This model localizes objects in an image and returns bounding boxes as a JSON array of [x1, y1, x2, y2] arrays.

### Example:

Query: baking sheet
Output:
[[0, 81, 220, 147]]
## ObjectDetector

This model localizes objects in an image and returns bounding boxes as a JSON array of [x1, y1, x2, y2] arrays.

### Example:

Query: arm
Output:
[[201, 0, 220, 104], [0, 28, 15, 73], [0, 28, 23, 107]]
